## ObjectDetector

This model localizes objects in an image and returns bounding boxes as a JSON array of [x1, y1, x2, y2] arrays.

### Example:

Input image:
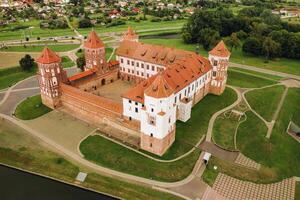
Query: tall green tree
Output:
[[262, 37, 281, 61], [76, 56, 85, 71], [225, 32, 241, 51], [199, 28, 220, 51], [19, 55, 35, 71]]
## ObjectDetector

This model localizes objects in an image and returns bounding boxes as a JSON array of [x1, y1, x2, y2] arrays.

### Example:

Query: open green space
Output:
[[78, 20, 186, 36], [61, 56, 75, 68], [0, 66, 36, 90], [14, 95, 52, 120], [212, 115, 241, 151], [0, 119, 182, 200], [0, 19, 75, 41], [158, 88, 237, 160], [80, 134, 200, 182], [227, 70, 277, 88], [1, 44, 80, 52], [245, 85, 286, 122], [237, 88, 300, 182], [228, 68, 282, 81], [296, 182, 300, 200]]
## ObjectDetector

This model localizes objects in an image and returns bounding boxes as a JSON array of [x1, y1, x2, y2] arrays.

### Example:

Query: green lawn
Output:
[[237, 88, 300, 182], [229, 68, 282, 81], [202, 157, 219, 186], [0, 66, 36, 90], [0, 119, 183, 200], [1, 44, 80, 52], [0, 19, 75, 41], [61, 56, 75, 68], [80, 134, 200, 182], [212, 116, 241, 151], [227, 70, 277, 88], [296, 182, 300, 200], [245, 85, 286, 122], [78, 20, 186, 36], [14, 95, 52, 120], [159, 88, 237, 159]]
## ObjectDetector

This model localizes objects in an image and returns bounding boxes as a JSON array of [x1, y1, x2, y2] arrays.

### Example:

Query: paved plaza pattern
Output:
[[213, 173, 295, 200], [235, 153, 261, 170]]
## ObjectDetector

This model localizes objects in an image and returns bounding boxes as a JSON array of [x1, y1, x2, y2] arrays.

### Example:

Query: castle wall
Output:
[[140, 129, 175, 156]]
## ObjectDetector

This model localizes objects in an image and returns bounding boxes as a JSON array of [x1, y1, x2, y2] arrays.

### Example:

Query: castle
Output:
[[36, 27, 231, 156]]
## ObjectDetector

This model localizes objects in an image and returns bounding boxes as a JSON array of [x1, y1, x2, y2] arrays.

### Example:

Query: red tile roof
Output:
[[37, 47, 61, 64], [68, 68, 97, 82], [145, 72, 174, 98], [84, 30, 104, 49], [121, 43, 212, 102], [209, 40, 230, 57], [123, 26, 139, 41]]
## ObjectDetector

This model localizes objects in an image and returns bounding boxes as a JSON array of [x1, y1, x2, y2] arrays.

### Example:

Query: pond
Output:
[[0, 165, 117, 200]]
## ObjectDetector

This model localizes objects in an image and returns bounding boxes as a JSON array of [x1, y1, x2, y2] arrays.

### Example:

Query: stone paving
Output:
[[213, 173, 295, 200], [235, 153, 261, 170]]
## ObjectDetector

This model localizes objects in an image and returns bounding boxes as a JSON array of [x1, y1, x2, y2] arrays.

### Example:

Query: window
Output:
[[136, 62, 139, 67], [150, 133, 153, 137], [129, 117, 132, 121], [150, 143, 152, 147], [152, 66, 155, 71], [175, 96, 177, 103], [121, 58, 124, 63], [213, 60, 218, 66], [135, 102, 138, 105], [135, 108, 138, 113], [141, 63, 144, 68], [131, 61, 134, 66], [141, 72, 144, 76], [127, 60, 130, 65], [213, 71, 217, 77], [147, 65, 149, 69], [169, 118, 171, 123], [137, 71, 139, 75], [129, 100, 132, 103], [151, 108, 154, 112]]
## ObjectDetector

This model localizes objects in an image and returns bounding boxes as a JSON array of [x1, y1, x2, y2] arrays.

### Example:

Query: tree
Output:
[[19, 54, 35, 71], [78, 18, 93, 28], [242, 37, 263, 55], [225, 32, 241, 51], [76, 56, 85, 71], [199, 28, 220, 51], [262, 37, 281, 61]]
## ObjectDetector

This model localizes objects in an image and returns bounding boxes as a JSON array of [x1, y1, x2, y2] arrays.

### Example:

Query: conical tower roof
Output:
[[84, 30, 104, 49], [123, 26, 138, 41], [209, 40, 231, 57], [37, 47, 61, 64], [145, 73, 174, 98]]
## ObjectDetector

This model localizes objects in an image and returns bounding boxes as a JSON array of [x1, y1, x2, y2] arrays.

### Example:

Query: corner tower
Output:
[[140, 73, 176, 156], [37, 47, 67, 109], [208, 40, 231, 95], [122, 26, 139, 42], [84, 30, 106, 73]]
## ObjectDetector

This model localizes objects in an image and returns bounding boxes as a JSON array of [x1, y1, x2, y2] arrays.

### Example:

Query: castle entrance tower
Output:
[[84, 30, 106, 73], [208, 41, 231, 95], [37, 47, 67, 109], [121, 26, 139, 42]]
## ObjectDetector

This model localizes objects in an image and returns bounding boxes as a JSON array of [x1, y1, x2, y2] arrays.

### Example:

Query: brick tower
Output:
[[208, 40, 231, 95], [37, 47, 67, 109], [122, 26, 139, 42], [84, 30, 106, 73]]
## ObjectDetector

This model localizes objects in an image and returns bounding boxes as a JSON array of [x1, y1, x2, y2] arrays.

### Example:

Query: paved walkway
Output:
[[235, 153, 261, 170], [199, 141, 238, 162], [213, 173, 295, 200]]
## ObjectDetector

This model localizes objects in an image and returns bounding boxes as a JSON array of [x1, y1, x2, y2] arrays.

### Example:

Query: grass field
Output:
[[0, 119, 183, 200], [229, 68, 282, 81], [237, 88, 300, 182], [0, 20, 75, 41], [80, 135, 200, 182], [0, 52, 40, 68], [245, 85, 286, 122], [14, 95, 52, 120], [158, 88, 237, 159], [78, 20, 186, 36], [1, 44, 80, 52], [61, 56, 75, 68], [227, 70, 277, 88], [296, 182, 300, 200], [212, 116, 240, 151], [0, 66, 36, 90]]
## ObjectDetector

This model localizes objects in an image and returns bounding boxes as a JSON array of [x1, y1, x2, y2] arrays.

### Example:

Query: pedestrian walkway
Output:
[[213, 173, 295, 200], [235, 153, 261, 170], [199, 141, 238, 162]]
